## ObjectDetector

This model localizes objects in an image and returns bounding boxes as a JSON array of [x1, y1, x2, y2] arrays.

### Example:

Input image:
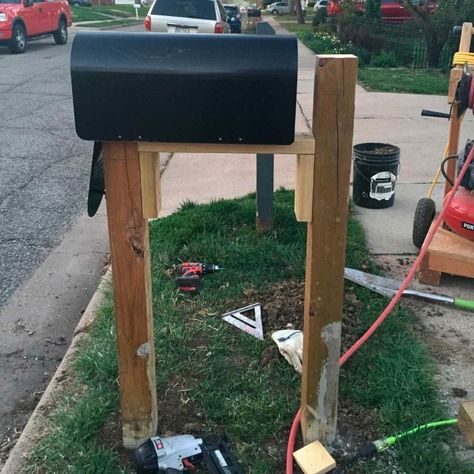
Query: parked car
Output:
[[246, 4, 261, 17], [223, 4, 241, 33], [0, 0, 72, 53], [327, 0, 435, 23], [266, 1, 288, 15], [327, 0, 362, 17], [313, 0, 327, 11], [68, 0, 92, 6], [381, 0, 436, 23], [145, 0, 230, 34]]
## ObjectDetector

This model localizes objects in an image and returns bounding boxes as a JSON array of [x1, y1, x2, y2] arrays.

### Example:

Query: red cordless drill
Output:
[[175, 262, 221, 293]]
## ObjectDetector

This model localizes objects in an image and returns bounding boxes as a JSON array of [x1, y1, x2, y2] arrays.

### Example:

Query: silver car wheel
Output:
[[16, 28, 25, 49]]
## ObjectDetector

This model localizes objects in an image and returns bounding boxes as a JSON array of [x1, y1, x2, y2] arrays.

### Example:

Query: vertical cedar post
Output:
[[102, 142, 157, 448], [300, 55, 358, 444]]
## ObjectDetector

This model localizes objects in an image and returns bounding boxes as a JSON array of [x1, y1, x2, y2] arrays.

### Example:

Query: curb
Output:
[[1, 267, 112, 474]]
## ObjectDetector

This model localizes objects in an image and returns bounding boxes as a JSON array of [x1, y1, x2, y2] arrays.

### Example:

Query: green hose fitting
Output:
[[374, 419, 458, 453]]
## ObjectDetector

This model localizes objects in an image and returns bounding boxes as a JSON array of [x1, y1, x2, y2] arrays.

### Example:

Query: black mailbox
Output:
[[71, 32, 297, 145]]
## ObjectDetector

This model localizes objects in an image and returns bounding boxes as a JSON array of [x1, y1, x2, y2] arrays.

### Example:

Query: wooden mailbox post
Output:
[[101, 55, 357, 448]]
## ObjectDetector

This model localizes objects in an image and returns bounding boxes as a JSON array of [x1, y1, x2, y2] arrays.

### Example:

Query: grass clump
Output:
[[358, 67, 449, 94], [24, 190, 472, 473]]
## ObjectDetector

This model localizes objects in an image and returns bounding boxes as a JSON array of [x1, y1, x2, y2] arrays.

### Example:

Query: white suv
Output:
[[145, 0, 230, 34]]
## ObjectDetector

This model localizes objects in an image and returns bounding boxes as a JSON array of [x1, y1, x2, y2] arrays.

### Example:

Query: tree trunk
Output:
[[426, 39, 444, 67], [288, 0, 295, 15], [423, 22, 450, 68], [295, 0, 305, 23]]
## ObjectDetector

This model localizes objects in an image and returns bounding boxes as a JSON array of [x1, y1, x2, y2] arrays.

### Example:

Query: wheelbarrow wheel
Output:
[[412, 197, 436, 248]]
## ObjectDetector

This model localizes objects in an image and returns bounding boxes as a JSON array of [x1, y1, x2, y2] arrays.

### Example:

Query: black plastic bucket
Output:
[[352, 143, 400, 209]]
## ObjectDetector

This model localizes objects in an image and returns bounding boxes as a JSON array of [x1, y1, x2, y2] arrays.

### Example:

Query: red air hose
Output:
[[286, 145, 474, 474]]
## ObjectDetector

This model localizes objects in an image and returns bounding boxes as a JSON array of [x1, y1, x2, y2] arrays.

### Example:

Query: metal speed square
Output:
[[221, 303, 264, 340]]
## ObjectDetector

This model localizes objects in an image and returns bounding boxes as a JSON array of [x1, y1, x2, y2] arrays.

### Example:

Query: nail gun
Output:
[[134, 433, 242, 474]]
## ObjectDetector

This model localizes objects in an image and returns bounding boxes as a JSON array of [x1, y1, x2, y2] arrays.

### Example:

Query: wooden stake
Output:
[[293, 440, 336, 474], [458, 400, 474, 447], [102, 142, 157, 448], [300, 55, 358, 444]]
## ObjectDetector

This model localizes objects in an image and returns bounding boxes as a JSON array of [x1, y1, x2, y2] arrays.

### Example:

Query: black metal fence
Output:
[[377, 22, 458, 69], [338, 17, 459, 69], [332, 0, 461, 69]]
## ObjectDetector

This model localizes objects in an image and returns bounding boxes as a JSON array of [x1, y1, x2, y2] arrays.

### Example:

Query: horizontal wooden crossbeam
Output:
[[137, 132, 315, 155]]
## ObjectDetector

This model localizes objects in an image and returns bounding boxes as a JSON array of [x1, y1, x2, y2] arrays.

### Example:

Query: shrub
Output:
[[312, 8, 327, 27], [352, 46, 372, 65], [371, 50, 399, 68], [365, 0, 381, 20], [298, 30, 371, 64], [297, 30, 356, 55], [337, 15, 386, 53], [314, 22, 337, 34]]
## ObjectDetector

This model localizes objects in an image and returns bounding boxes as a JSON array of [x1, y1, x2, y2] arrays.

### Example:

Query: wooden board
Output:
[[458, 400, 474, 447], [293, 440, 336, 474], [419, 227, 474, 285], [139, 151, 161, 219], [295, 154, 314, 222], [102, 142, 157, 448], [300, 54, 358, 444], [138, 132, 315, 155]]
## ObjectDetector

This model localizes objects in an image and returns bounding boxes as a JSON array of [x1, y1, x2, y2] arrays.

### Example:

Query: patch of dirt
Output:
[[98, 411, 135, 472], [244, 280, 382, 469], [98, 374, 208, 472], [377, 255, 474, 465], [158, 375, 207, 437]]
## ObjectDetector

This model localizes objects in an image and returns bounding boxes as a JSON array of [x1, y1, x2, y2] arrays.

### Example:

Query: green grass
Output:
[[277, 21, 313, 33], [358, 67, 450, 95], [71, 4, 145, 23], [24, 191, 473, 474]]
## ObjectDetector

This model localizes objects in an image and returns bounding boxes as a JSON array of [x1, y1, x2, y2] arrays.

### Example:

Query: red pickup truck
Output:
[[0, 0, 72, 53]]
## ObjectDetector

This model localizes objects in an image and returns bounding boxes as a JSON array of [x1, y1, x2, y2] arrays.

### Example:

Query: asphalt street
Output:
[[0, 35, 90, 305], [0, 24, 142, 457]]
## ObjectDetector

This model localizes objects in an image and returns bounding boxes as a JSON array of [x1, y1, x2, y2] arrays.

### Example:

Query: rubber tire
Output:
[[412, 197, 436, 248], [53, 19, 68, 45], [272, 9, 279, 14], [8, 23, 27, 54]]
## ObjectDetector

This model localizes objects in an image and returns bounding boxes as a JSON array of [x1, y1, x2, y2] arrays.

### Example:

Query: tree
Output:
[[401, 0, 473, 67], [295, 0, 305, 24], [288, 0, 305, 24], [365, 0, 381, 20]]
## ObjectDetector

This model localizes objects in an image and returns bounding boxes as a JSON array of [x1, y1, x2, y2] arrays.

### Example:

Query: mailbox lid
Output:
[[71, 32, 298, 145]]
